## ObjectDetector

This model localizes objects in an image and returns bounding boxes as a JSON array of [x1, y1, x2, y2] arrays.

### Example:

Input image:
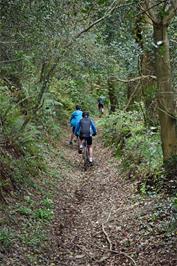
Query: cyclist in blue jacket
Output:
[[75, 111, 97, 163], [69, 105, 82, 145]]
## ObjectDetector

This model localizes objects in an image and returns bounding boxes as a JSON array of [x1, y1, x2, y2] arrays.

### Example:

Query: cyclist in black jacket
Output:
[[75, 111, 97, 163]]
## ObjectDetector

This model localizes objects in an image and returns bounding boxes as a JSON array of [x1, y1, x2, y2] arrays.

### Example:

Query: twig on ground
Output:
[[0, 190, 8, 204], [77, 243, 111, 263], [101, 223, 113, 251], [76, 244, 95, 261], [101, 224, 137, 265], [105, 205, 114, 224], [111, 249, 137, 266]]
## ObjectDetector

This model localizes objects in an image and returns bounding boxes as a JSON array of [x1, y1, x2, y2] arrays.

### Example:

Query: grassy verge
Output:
[[0, 142, 70, 264]]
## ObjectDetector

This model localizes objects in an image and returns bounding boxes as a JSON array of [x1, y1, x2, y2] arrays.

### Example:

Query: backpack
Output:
[[80, 118, 91, 137], [98, 97, 104, 105]]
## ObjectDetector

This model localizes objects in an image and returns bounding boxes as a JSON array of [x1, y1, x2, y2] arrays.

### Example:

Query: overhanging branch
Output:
[[143, 0, 160, 23], [116, 75, 157, 83], [164, 0, 177, 24], [75, 0, 119, 39], [41, 1, 134, 83]]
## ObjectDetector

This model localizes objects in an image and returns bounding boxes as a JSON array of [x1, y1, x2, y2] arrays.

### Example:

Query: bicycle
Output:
[[82, 138, 90, 171]]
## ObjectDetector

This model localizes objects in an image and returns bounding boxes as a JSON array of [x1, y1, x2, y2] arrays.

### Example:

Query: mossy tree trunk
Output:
[[144, 0, 177, 162], [153, 23, 177, 161], [134, 15, 157, 125], [107, 76, 117, 113]]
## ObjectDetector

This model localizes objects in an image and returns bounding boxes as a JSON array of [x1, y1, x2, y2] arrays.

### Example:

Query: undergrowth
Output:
[[0, 81, 71, 257], [0, 84, 64, 196], [101, 109, 164, 194], [0, 145, 64, 255]]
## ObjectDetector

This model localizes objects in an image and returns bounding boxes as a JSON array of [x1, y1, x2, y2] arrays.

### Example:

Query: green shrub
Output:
[[34, 208, 54, 221], [17, 206, 33, 216], [20, 227, 47, 248], [102, 109, 163, 191], [0, 86, 49, 189], [172, 195, 177, 209], [41, 198, 54, 209], [0, 228, 14, 249]]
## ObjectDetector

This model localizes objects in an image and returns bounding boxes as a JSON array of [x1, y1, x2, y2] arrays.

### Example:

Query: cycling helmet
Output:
[[82, 111, 89, 118]]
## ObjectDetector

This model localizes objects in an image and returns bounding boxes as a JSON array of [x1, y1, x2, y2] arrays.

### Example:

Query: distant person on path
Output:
[[75, 111, 97, 163], [97, 96, 105, 115], [69, 105, 82, 145]]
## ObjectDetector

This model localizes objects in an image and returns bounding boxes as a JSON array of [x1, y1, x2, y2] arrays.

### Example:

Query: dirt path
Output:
[[1, 134, 176, 266], [44, 136, 176, 266]]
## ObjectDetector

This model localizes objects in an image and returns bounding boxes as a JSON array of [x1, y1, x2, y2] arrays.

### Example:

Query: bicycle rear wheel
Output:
[[83, 141, 89, 171]]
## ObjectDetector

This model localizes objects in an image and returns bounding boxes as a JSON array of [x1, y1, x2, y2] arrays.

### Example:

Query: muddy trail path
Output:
[[1, 132, 176, 266], [44, 135, 176, 266]]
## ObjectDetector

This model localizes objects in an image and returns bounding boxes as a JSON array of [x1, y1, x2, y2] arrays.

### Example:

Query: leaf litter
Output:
[[0, 135, 176, 265]]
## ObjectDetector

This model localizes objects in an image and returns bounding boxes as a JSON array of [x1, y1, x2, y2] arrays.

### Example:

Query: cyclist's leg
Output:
[[98, 103, 101, 112], [69, 126, 75, 144], [99, 104, 104, 114], [98, 103, 104, 116], [88, 145, 93, 162], [98, 104, 100, 112], [78, 136, 84, 154]]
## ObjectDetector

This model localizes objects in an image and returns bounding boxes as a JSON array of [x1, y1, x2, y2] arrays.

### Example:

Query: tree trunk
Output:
[[153, 23, 177, 161], [107, 76, 117, 113], [134, 15, 157, 125]]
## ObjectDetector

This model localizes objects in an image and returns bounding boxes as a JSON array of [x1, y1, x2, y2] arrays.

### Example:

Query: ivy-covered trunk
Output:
[[153, 23, 177, 161], [108, 76, 117, 113]]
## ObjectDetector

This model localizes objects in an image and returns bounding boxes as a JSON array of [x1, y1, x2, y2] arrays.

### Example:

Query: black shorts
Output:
[[98, 103, 104, 109], [80, 136, 92, 145]]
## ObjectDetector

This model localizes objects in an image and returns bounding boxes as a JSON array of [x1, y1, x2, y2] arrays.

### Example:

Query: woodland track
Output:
[[1, 133, 176, 266]]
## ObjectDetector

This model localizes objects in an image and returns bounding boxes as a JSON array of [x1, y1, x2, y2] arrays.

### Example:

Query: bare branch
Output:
[[124, 81, 141, 112], [116, 75, 157, 83], [75, 0, 118, 39], [139, 4, 154, 23], [171, 39, 177, 44], [171, 0, 177, 10], [75, 1, 135, 39], [143, 0, 160, 23], [40, 1, 134, 85], [142, 0, 177, 25], [0, 58, 23, 64], [136, 0, 174, 22], [0, 41, 17, 44], [164, 0, 177, 24]]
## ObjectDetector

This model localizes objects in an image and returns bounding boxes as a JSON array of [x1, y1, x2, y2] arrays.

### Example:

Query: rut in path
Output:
[[46, 136, 176, 266]]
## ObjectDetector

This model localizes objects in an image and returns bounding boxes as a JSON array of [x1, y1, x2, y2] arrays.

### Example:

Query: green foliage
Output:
[[0, 0, 176, 198], [102, 108, 163, 191], [0, 228, 14, 249], [20, 228, 47, 248], [172, 195, 177, 212], [34, 208, 54, 221], [41, 198, 54, 209], [17, 206, 33, 216], [0, 73, 71, 192]]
